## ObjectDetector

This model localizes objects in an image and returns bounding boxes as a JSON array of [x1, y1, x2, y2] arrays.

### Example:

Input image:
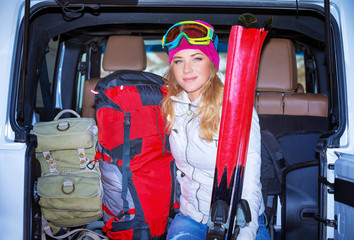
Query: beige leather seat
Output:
[[254, 38, 329, 134], [82, 36, 147, 120]]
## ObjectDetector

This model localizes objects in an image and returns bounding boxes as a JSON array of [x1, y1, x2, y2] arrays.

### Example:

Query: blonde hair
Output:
[[161, 63, 224, 142]]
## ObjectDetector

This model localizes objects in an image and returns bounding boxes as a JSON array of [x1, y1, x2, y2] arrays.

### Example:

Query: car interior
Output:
[[12, 2, 344, 239]]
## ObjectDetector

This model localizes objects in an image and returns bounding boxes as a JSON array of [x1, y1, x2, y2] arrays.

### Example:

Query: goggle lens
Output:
[[165, 23, 208, 44]]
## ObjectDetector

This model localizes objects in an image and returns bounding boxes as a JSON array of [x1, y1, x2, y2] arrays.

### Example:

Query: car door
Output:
[[0, 0, 36, 239], [333, 153, 354, 239], [322, 0, 354, 239]]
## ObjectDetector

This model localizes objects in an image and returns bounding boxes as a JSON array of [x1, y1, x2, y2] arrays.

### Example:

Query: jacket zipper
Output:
[[185, 103, 204, 221]]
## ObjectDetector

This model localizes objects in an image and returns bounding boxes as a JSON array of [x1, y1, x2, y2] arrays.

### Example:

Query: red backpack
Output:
[[94, 70, 173, 239]]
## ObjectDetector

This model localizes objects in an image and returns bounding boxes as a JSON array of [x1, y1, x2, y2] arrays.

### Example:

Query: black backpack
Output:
[[260, 130, 287, 228]]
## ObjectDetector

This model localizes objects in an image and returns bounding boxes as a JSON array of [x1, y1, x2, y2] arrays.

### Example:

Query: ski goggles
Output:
[[162, 21, 218, 51]]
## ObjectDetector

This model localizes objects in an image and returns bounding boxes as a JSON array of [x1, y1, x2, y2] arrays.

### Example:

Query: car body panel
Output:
[[0, 1, 27, 239], [1, 0, 354, 239]]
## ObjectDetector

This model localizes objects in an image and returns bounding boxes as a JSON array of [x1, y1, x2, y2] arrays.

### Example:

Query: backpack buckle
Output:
[[124, 113, 131, 127]]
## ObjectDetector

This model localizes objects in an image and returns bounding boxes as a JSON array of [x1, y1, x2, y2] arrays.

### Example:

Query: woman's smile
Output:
[[183, 76, 198, 81]]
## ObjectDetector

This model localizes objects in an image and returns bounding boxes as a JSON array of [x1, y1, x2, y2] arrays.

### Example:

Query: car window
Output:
[[34, 38, 59, 122], [99, 40, 228, 78], [296, 50, 306, 92]]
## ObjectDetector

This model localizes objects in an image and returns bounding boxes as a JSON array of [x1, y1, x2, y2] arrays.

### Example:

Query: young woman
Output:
[[161, 20, 270, 240]]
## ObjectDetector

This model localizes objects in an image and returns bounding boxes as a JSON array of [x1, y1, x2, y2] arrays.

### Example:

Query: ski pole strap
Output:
[[122, 112, 133, 213]]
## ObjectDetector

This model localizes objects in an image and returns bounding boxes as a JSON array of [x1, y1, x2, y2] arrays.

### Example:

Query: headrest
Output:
[[256, 38, 298, 92], [102, 36, 147, 72]]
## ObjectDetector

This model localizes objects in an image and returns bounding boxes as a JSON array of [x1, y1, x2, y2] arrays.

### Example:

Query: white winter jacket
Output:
[[169, 90, 265, 240]]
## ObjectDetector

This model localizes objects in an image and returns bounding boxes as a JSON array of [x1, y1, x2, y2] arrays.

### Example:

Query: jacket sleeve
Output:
[[237, 108, 264, 240]]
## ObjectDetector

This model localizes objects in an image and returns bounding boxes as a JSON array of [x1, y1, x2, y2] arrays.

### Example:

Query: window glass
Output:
[[34, 38, 59, 122], [76, 53, 87, 113], [144, 40, 228, 77], [100, 45, 108, 78], [145, 41, 168, 76], [296, 50, 306, 92], [99, 40, 304, 92], [35, 38, 58, 109]]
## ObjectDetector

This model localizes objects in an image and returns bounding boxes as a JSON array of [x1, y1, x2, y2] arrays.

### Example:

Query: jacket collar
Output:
[[171, 91, 201, 117], [171, 90, 220, 140], [171, 90, 200, 106]]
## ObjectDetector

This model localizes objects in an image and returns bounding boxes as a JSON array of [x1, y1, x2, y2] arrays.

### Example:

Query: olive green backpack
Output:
[[33, 109, 103, 237]]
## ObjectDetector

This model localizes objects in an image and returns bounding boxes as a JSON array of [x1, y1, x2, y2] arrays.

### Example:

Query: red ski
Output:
[[207, 14, 271, 240]]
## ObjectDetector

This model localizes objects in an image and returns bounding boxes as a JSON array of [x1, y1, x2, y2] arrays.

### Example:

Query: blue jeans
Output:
[[166, 213, 271, 240], [256, 213, 271, 240]]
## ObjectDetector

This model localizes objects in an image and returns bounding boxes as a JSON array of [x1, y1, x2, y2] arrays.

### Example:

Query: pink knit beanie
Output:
[[167, 20, 219, 70]]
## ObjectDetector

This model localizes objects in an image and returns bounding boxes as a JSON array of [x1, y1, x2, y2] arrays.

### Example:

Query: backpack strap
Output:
[[122, 112, 133, 214], [260, 129, 288, 227], [261, 130, 287, 184], [132, 223, 151, 240], [41, 216, 107, 240], [42, 151, 58, 173], [169, 159, 180, 219], [78, 148, 88, 169]]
